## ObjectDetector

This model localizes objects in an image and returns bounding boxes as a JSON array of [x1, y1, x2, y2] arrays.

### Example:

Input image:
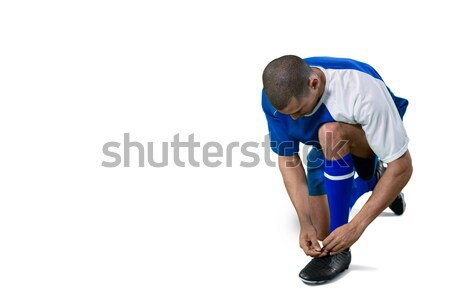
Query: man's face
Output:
[[278, 90, 318, 120]]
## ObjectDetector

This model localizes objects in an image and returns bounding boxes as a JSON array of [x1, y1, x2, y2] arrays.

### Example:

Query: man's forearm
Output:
[[278, 155, 312, 226], [351, 151, 413, 230]]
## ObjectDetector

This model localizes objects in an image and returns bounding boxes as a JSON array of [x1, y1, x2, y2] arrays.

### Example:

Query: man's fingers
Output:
[[301, 241, 323, 257], [322, 235, 340, 253], [311, 239, 322, 252], [306, 249, 323, 257], [329, 244, 345, 255], [322, 233, 334, 250]]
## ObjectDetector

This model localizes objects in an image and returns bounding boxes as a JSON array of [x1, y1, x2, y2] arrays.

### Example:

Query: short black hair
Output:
[[262, 55, 312, 110]]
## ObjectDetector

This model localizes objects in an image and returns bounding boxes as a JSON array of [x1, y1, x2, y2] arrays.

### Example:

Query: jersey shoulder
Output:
[[304, 56, 383, 81]]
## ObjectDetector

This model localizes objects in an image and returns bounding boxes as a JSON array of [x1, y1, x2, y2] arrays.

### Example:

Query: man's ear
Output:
[[308, 75, 320, 90]]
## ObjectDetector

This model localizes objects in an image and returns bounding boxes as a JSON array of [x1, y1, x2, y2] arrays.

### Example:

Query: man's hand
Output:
[[300, 224, 327, 257], [321, 222, 364, 255]]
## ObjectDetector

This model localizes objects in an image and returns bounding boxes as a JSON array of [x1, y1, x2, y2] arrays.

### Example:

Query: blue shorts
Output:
[[306, 147, 327, 196]]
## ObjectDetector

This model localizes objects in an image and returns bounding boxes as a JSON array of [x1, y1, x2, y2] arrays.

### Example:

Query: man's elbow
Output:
[[389, 150, 413, 180]]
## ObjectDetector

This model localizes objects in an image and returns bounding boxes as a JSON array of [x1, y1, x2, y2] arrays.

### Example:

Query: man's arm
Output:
[[322, 150, 413, 254], [352, 150, 413, 229], [278, 154, 324, 256]]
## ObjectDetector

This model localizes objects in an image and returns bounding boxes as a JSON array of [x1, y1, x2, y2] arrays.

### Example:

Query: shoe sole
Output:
[[300, 266, 349, 284]]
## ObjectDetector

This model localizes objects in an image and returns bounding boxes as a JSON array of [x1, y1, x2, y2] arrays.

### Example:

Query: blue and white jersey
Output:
[[262, 56, 409, 163]]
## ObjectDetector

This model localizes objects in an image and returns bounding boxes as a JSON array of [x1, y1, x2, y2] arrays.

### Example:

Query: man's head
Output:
[[263, 55, 323, 119]]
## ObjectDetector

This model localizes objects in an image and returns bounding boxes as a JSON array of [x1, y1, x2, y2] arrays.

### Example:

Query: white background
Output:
[[1, 0, 448, 299]]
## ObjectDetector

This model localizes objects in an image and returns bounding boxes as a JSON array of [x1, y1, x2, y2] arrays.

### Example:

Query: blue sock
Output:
[[349, 176, 377, 209], [324, 153, 355, 233], [349, 157, 379, 209]]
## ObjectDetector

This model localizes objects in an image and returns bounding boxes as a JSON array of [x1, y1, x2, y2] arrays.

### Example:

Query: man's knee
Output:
[[318, 122, 349, 159], [319, 122, 341, 134], [318, 122, 346, 142]]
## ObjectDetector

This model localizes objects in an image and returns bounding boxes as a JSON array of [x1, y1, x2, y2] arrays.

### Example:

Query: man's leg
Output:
[[305, 144, 375, 239], [319, 122, 374, 232], [307, 178, 377, 241], [349, 176, 377, 209], [320, 123, 402, 215], [308, 183, 377, 239], [299, 122, 373, 284]]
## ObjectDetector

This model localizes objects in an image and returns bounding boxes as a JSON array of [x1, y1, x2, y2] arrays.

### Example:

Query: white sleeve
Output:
[[354, 77, 409, 163]]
